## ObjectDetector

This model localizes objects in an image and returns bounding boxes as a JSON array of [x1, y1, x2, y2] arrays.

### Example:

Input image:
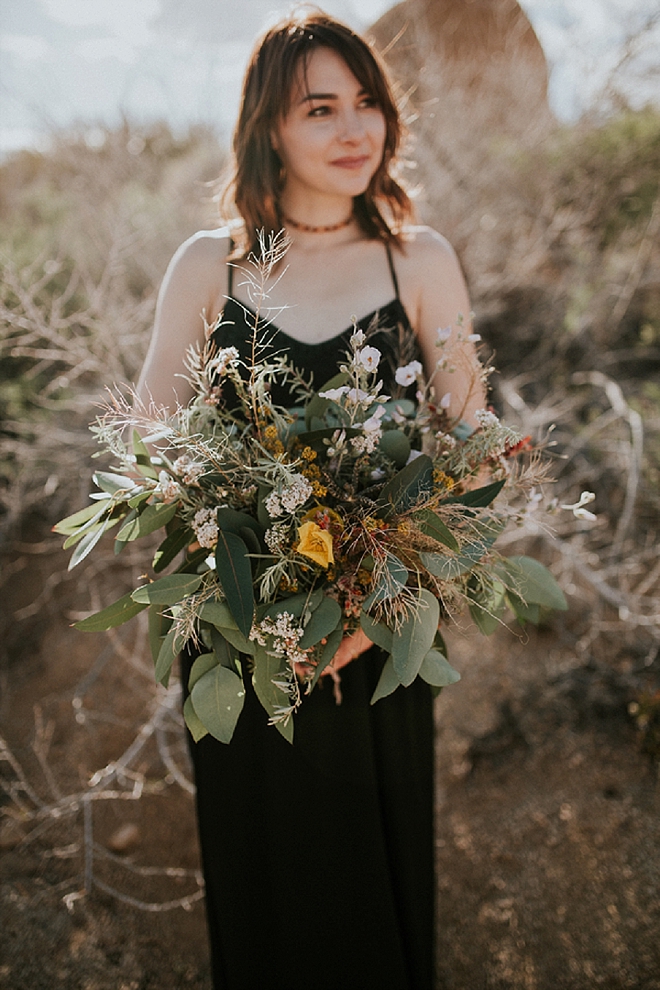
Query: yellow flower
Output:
[[296, 521, 335, 569]]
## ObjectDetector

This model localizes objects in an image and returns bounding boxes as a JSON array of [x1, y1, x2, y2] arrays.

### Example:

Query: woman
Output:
[[138, 10, 485, 990]]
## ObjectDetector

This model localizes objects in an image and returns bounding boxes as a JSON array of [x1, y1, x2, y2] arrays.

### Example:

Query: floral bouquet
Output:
[[56, 240, 569, 745]]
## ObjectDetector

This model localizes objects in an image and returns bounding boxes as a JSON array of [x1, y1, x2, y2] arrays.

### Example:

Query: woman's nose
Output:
[[338, 109, 365, 142]]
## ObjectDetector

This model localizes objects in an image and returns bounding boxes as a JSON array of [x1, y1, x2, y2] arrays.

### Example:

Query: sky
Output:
[[0, 0, 658, 156]]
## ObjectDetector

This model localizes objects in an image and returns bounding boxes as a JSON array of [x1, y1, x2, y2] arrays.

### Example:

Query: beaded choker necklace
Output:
[[282, 214, 353, 234]]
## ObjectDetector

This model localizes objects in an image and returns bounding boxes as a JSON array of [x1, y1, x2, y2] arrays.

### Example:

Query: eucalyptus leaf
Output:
[[93, 471, 140, 495], [505, 591, 540, 625], [153, 526, 193, 572], [148, 605, 172, 663], [309, 626, 343, 690], [215, 531, 254, 638], [391, 589, 439, 686], [498, 556, 568, 611], [260, 589, 324, 621], [418, 649, 461, 687], [116, 501, 178, 542], [131, 573, 202, 605], [183, 695, 209, 742], [252, 643, 294, 744], [67, 519, 112, 569], [359, 613, 393, 653], [54, 500, 110, 536], [216, 507, 264, 539], [154, 623, 187, 685], [74, 593, 147, 631], [298, 596, 342, 649], [413, 508, 459, 552], [188, 652, 219, 690], [376, 454, 433, 519], [420, 518, 504, 579], [441, 479, 505, 508], [210, 628, 241, 672], [132, 429, 159, 480], [191, 665, 245, 744], [371, 655, 401, 704], [364, 554, 408, 609]]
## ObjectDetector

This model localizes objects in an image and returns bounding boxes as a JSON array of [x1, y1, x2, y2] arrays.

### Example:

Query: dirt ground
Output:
[[1, 540, 659, 990]]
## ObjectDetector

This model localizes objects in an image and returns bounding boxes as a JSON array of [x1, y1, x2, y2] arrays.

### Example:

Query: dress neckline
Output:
[[223, 294, 406, 348]]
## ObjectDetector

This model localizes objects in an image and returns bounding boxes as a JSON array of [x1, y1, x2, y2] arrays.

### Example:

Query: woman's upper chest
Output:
[[212, 236, 419, 345]]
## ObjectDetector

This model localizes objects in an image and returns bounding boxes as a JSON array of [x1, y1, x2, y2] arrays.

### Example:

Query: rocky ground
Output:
[[1, 543, 659, 990]]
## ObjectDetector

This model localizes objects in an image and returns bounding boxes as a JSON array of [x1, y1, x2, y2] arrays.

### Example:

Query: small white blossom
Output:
[[155, 470, 181, 503], [319, 386, 349, 402], [436, 326, 452, 345], [560, 491, 597, 521], [346, 386, 371, 406], [357, 345, 381, 372], [265, 475, 313, 518], [208, 346, 239, 377], [440, 392, 452, 410], [193, 507, 218, 549], [351, 432, 380, 454], [395, 361, 423, 387], [173, 455, 205, 484], [264, 522, 290, 553], [467, 333, 481, 343], [350, 327, 366, 349], [475, 409, 500, 429]]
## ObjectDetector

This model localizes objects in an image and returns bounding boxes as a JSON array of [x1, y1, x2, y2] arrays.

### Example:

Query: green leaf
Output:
[[498, 556, 567, 611], [412, 508, 459, 552], [360, 612, 393, 652], [260, 589, 324, 621], [74, 593, 147, 631], [371, 655, 401, 704], [252, 643, 294, 744], [505, 591, 540, 625], [216, 508, 264, 540], [190, 664, 245, 744], [116, 501, 178, 542], [441, 479, 505, 508], [93, 471, 139, 495], [364, 553, 408, 610], [210, 628, 241, 672], [419, 648, 461, 687], [148, 605, 172, 662], [215, 531, 254, 638], [131, 573, 202, 605], [154, 623, 187, 684], [153, 526, 193, 572], [420, 518, 504, 579], [63, 510, 120, 551], [298, 596, 342, 649], [199, 599, 236, 628], [67, 521, 113, 569], [183, 695, 209, 742], [304, 371, 350, 429], [376, 454, 434, 519], [133, 429, 159, 480], [468, 577, 507, 635], [54, 501, 108, 535], [309, 626, 343, 690], [391, 589, 439, 687], [188, 652, 219, 690]]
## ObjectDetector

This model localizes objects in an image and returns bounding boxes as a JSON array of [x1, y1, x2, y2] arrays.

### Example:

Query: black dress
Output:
[[181, 244, 435, 990]]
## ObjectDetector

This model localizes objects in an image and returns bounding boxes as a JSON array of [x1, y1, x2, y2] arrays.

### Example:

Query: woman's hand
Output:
[[323, 627, 373, 675]]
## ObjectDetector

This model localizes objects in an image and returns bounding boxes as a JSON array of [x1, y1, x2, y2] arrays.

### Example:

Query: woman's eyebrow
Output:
[[299, 88, 369, 105]]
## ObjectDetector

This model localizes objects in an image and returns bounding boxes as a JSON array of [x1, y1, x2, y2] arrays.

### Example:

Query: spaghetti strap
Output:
[[385, 243, 400, 301], [227, 239, 234, 295]]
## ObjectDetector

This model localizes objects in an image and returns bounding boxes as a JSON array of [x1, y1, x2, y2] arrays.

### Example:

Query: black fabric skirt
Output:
[[181, 646, 435, 990]]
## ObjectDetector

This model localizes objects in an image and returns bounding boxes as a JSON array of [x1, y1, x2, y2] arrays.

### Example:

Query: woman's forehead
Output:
[[289, 47, 364, 102]]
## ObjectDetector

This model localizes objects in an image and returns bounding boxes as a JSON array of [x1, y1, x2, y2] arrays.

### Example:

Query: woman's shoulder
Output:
[[396, 225, 463, 286], [168, 226, 232, 272]]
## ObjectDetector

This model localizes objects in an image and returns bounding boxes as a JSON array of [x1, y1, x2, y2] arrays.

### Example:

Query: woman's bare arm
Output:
[[136, 230, 230, 411]]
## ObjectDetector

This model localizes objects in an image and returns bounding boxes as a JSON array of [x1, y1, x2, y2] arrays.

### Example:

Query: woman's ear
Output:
[[270, 129, 280, 153]]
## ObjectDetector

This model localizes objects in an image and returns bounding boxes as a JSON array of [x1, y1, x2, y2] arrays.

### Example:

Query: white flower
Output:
[[350, 327, 366, 349], [395, 360, 423, 387], [467, 333, 481, 343], [193, 508, 218, 549], [351, 433, 380, 454], [208, 345, 239, 377], [346, 387, 371, 406], [318, 386, 348, 402], [436, 326, 452, 344], [362, 406, 386, 433], [266, 475, 313, 518], [560, 491, 596, 521], [265, 522, 290, 553], [357, 346, 381, 372], [440, 392, 452, 410], [475, 408, 500, 428], [173, 455, 205, 484], [155, 470, 181, 503]]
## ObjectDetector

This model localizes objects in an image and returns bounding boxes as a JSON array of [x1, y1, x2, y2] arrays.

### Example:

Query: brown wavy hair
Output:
[[220, 8, 414, 257]]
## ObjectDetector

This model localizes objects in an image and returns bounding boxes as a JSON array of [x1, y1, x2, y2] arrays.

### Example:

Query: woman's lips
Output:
[[330, 155, 370, 169]]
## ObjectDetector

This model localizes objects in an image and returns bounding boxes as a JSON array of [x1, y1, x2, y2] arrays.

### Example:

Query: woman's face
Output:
[[272, 46, 387, 209]]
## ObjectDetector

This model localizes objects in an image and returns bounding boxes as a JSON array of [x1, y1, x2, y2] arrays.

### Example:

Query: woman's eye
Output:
[[358, 96, 378, 109], [308, 104, 331, 117]]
